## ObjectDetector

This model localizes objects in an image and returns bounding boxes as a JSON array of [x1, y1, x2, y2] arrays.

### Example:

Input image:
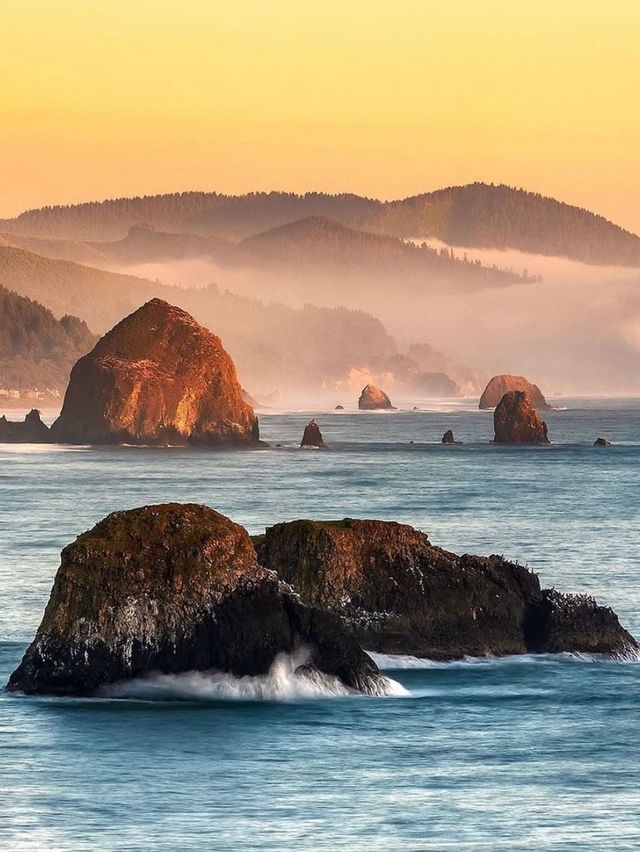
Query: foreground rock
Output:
[[480, 375, 551, 410], [50, 299, 260, 446], [8, 505, 384, 696], [0, 409, 51, 443], [300, 420, 326, 448], [255, 519, 636, 660], [594, 437, 612, 447], [358, 384, 396, 410], [494, 391, 550, 444]]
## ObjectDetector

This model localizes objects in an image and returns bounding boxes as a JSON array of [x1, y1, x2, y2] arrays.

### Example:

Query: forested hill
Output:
[[2, 184, 640, 266], [0, 286, 97, 390]]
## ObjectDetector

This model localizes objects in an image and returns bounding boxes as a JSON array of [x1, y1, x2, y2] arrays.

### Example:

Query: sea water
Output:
[[1, 401, 639, 850]]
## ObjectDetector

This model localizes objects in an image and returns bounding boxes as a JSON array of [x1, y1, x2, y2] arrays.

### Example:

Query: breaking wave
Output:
[[102, 651, 407, 702], [370, 649, 640, 669]]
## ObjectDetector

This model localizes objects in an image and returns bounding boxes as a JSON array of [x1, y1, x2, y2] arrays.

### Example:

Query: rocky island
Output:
[[358, 384, 396, 410], [50, 299, 261, 446], [255, 518, 636, 659], [0, 409, 51, 442], [8, 504, 384, 696], [480, 374, 551, 410], [493, 390, 550, 444]]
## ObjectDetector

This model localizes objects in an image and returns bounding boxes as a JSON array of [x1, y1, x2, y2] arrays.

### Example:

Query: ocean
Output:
[[1, 401, 639, 850]]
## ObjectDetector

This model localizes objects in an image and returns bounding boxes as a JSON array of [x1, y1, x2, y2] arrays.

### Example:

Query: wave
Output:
[[102, 651, 407, 702], [369, 649, 640, 670]]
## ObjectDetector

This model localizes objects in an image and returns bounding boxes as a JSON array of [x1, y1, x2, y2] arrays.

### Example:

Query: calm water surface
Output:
[[1, 400, 639, 850]]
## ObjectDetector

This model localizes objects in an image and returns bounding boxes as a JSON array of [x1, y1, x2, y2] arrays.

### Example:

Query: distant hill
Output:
[[0, 286, 97, 393], [2, 183, 639, 266]]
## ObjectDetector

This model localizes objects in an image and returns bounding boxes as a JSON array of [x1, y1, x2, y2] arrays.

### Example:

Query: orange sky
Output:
[[2, 0, 640, 232]]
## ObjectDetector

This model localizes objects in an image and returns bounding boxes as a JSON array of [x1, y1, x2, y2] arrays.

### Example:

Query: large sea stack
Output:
[[255, 518, 636, 660], [358, 384, 396, 410], [50, 299, 260, 446], [479, 375, 551, 410], [7, 504, 384, 696], [493, 390, 550, 444]]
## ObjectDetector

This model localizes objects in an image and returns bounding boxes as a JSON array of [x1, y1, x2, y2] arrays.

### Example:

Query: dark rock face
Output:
[[480, 375, 551, 410], [335, 404, 344, 410], [255, 519, 636, 660], [594, 437, 612, 447], [7, 504, 384, 696], [358, 384, 396, 410], [493, 391, 550, 444], [300, 420, 326, 448], [50, 299, 260, 446], [442, 429, 455, 444], [0, 409, 51, 443]]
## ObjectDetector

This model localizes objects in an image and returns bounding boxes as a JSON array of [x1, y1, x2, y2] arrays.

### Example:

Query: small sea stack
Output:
[[594, 437, 612, 447], [0, 409, 51, 443], [480, 375, 551, 410], [301, 419, 326, 448], [493, 391, 550, 444], [358, 384, 396, 410], [7, 504, 384, 696], [442, 429, 456, 444], [335, 404, 344, 410]]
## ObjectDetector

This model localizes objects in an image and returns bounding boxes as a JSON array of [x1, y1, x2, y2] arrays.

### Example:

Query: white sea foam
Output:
[[370, 649, 640, 669], [102, 651, 407, 702]]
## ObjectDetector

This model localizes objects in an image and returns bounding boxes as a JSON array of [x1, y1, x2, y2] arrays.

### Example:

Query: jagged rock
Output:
[[300, 420, 326, 448], [358, 384, 396, 410], [0, 409, 51, 443], [50, 299, 260, 446], [493, 391, 550, 444], [7, 504, 384, 696], [594, 437, 612, 447], [442, 429, 456, 444], [254, 518, 636, 660], [480, 375, 551, 410]]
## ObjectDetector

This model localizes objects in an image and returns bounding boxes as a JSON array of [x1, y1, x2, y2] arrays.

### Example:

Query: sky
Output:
[[2, 0, 639, 231]]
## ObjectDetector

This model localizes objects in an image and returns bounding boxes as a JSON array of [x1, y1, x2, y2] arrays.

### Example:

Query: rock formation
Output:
[[335, 404, 344, 410], [442, 429, 456, 444], [300, 420, 326, 448], [255, 518, 636, 660], [479, 375, 551, 410], [7, 504, 384, 696], [50, 299, 260, 446], [594, 437, 612, 447], [358, 384, 396, 410], [0, 409, 51, 443], [493, 391, 550, 444]]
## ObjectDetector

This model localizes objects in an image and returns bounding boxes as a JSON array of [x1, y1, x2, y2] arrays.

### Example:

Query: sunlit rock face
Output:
[[358, 384, 395, 410], [50, 299, 260, 445], [479, 374, 551, 410], [7, 504, 385, 696], [493, 390, 550, 444], [255, 518, 637, 660]]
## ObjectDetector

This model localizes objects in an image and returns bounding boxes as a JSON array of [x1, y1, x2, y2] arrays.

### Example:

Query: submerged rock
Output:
[[0, 409, 51, 443], [594, 437, 612, 447], [493, 391, 550, 444], [50, 299, 260, 446], [441, 429, 456, 444], [358, 384, 396, 410], [480, 375, 551, 410], [300, 420, 326, 448], [7, 504, 384, 696], [255, 518, 636, 660]]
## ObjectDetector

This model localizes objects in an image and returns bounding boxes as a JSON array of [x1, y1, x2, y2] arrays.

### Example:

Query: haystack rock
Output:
[[0, 409, 51, 443], [479, 375, 551, 410], [254, 518, 637, 660], [50, 299, 260, 446], [7, 504, 385, 696], [358, 384, 396, 410], [300, 419, 326, 448], [493, 391, 550, 444]]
